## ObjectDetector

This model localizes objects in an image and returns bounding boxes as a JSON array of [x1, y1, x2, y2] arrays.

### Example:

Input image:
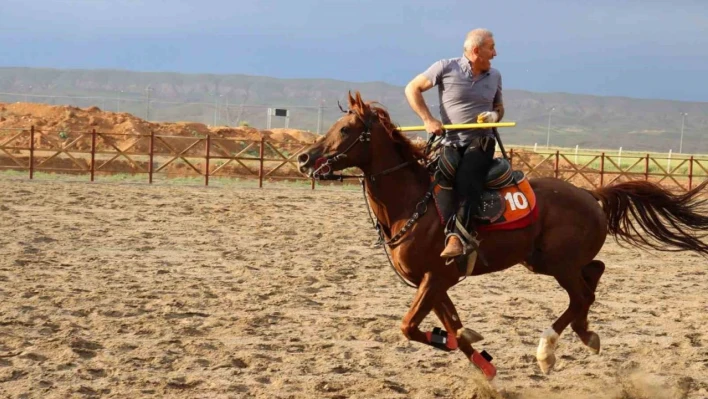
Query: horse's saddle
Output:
[[475, 158, 527, 224], [485, 157, 519, 190], [433, 157, 538, 230]]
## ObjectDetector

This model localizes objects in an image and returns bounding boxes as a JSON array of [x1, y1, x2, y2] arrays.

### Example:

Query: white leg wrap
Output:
[[536, 327, 559, 374]]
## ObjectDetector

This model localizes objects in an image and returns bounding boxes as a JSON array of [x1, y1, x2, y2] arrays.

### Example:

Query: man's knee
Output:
[[437, 146, 462, 186]]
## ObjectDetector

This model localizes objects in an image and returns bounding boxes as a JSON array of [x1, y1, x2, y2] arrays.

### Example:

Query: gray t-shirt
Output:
[[421, 56, 503, 146]]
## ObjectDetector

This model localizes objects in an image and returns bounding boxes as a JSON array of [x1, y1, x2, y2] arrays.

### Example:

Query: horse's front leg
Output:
[[434, 292, 496, 380], [400, 272, 442, 346]]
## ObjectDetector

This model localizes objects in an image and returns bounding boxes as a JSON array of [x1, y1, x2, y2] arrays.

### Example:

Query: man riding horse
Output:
[[405, 28, 504, 260]]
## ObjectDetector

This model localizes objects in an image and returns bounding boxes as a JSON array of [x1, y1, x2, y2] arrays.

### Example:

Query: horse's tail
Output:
[[587, 180, 708, 256]]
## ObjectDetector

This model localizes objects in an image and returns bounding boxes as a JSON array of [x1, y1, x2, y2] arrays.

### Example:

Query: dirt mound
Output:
[[268, 128, 318, 144], [0, 102, 320, 178], [0, 102, 318, 145]]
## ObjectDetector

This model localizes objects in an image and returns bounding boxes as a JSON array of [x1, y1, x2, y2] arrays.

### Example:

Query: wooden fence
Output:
[[508, 148, 708, 192], [1, 126, 707, 191], [0, 126, 316, 188]]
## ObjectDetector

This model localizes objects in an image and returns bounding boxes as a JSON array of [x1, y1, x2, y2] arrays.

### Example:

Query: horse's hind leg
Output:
[[571, 260, 605, 354], [537, 268, 593, 374]]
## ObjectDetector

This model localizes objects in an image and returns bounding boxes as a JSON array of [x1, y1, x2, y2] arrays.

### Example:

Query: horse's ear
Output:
[[347, 91, 355, 108], [354, 91, 368, 116]]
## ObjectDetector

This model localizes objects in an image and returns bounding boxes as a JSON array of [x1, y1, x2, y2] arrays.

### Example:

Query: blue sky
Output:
[[1, 0, 707, 102]]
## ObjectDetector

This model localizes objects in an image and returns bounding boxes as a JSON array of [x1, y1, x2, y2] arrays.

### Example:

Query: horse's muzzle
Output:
[[297, 153, 311, 174]]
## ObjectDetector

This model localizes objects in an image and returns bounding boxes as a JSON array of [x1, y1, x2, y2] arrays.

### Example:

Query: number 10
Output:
[[504, 192, 528, 211]]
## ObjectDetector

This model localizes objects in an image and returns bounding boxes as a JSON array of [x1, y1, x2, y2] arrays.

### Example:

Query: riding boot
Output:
[[435, 175, 464, 258], [441, 198, 481, 259], [440, 234, 465, 258]]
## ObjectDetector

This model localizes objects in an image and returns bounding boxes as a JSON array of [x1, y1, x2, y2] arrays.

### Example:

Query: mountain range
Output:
[[1, 67, 706, 153]]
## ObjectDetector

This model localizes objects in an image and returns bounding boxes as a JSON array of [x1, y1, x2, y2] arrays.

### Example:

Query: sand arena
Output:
[[1, 176, 707, 398]]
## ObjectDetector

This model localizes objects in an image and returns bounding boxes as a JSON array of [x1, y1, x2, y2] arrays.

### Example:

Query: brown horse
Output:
[[297, 91, 708, 378]]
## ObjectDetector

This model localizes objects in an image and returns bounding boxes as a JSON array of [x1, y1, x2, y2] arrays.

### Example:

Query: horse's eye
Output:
[[340, 127, 348, 135]]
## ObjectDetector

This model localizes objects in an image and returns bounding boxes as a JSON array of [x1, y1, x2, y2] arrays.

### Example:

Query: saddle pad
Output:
[[432, 175, 538, 232], [478, 177, 538, 232]]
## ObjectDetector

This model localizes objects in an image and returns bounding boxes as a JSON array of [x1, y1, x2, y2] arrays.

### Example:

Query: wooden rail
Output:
[[1, 127, 706, 191]]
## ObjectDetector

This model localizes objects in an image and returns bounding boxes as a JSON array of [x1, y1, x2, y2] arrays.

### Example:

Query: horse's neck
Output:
[[363, 151, 428, 233]]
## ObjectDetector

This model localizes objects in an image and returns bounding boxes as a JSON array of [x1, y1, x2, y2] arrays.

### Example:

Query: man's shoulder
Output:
[[488, 67, 502, 78], [435, 57, 465, 69]]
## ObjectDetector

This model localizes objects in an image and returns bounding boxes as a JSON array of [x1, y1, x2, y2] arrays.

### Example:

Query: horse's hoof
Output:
[[458, 328, 484, 344], [537, 354, 556, 374], [470, 350, 497, 380], [586, 332, 600, 354]]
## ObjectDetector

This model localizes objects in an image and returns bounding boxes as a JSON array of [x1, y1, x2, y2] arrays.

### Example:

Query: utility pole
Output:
[[225, 96, 230, 126], [679, 112, 688, 154], [317, 100, 324, 134], [213, 95, 218, 126], [117, 90, 123, 113], [546, 107, 555, 148], [145, 85, 153, 121]]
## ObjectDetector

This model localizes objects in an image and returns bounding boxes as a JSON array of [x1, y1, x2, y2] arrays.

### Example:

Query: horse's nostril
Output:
[[298, 153, 310, 165]]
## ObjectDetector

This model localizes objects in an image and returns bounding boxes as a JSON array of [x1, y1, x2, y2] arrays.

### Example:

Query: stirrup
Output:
[[454, 217, 482, 253], [444, 227, 482, 271]]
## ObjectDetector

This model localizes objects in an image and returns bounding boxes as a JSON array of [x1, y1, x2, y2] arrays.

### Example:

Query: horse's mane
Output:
[[347, 91, 427, 162]]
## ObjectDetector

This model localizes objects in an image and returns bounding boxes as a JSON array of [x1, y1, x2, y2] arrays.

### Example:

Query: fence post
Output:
[[600, 152, 605, 186], [688, 156, 694, 190], [618, 147, 622, 169], [90, 129, 97, 182], [205, 135, 211, 186], [259, 136, 265, 188], [29, 125, 35, 180], [574, 145, 579, 164], [645, 154, 649, 181], [554, 150, 559, 179], [148, 130, 155, 184]]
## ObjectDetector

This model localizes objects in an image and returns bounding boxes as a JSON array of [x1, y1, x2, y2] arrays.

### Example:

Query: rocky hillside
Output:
[[1, 67, 707, 152]]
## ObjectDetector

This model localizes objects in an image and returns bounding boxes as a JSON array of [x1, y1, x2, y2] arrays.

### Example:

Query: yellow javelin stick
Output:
[[396, 122, 516, 132]]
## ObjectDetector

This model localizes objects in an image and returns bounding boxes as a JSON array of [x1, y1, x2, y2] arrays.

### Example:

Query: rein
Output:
[[359, 137, 439, 288], [311, 111, 440, 287]]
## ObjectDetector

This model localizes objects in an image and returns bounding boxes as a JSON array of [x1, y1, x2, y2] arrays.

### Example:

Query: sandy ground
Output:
[[1, 177, 707, 399]]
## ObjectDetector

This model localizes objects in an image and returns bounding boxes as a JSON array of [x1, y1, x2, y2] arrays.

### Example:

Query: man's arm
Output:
[[493, 74, 504, 121], [405, 74, 443, 135], [493, 103, 504, 121]]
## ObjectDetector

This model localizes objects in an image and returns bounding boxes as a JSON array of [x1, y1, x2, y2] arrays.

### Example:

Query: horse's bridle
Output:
[[311, 110, 373, 180], [307, 108, 440, 288], [311, 109, 418, 183]]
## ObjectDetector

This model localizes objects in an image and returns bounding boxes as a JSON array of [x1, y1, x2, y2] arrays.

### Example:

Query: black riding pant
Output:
[[437, 136, 496, 230]]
